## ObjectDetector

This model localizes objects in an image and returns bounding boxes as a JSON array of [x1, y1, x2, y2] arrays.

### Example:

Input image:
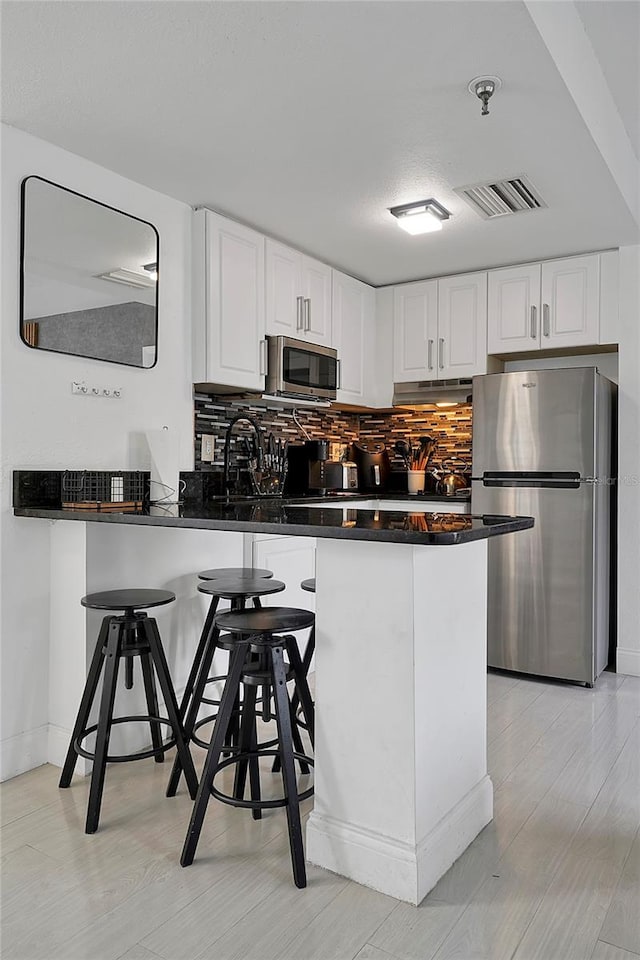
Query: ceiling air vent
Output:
[[455, 175, 546, 219]]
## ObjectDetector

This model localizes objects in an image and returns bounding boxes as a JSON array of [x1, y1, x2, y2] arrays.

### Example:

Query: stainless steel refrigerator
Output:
[[472, 368, 616, 686]]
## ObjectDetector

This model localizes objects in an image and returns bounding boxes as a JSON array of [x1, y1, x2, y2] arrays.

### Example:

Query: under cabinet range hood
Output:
[[392, 378, 473, 408]]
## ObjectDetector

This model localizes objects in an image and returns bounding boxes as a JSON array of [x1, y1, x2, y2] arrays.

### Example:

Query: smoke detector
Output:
[[468, 75, 502, 116]]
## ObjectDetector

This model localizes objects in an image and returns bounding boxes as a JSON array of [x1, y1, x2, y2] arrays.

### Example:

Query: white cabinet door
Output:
[[332, 270, 376, 406], [265, 238, 303, 337], [301, 256, 333, 346], [197, 210, 266, 391], [265, 242, 332, 346], [541, 254, 600, 348], [393, 280, 438, 382], [488, 263, 541, 355], [251, 535, 316, 616], [437, 272, 487, 378]]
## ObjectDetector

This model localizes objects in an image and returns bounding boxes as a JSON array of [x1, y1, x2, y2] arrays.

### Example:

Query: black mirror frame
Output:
[[19, 175, 160, 369]]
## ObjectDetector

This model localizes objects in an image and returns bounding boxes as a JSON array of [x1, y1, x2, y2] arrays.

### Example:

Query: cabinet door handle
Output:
[[336, 358, 342, 390], [439, 338, 445, 370], [530, 305, 537, 339], [542, 303, 550, 337], [296, 296, 304, 331], [304, 298, 311, 332], [259, 339, 267, 375], [428, 338, 434, 370]]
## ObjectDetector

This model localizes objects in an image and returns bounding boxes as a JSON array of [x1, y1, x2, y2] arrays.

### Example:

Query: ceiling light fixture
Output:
[[468, 75, 502, 116], [389, 199, 451, 236]]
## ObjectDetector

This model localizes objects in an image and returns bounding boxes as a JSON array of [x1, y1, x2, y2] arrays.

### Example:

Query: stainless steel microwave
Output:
[[265, 336, 338, 401]]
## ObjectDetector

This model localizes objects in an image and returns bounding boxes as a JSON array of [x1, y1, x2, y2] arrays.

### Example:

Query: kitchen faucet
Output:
[[222, 414, 264, 497]]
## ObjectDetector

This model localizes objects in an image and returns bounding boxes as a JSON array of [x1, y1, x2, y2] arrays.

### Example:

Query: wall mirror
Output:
[[20, 176, 159, 368]]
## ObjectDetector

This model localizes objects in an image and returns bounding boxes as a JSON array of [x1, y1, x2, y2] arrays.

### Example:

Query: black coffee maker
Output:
[[283, 440, 329, 496]]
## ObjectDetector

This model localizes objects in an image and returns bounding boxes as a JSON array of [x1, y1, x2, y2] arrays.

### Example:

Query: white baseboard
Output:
[[47, 723, 92, 776], [306, 776, 493, 905], [617, 647, 640, 677], [0, 725, 48, 782]]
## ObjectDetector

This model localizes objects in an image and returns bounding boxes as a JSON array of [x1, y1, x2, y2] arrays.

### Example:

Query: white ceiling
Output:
[[2, 0, 638, 286]]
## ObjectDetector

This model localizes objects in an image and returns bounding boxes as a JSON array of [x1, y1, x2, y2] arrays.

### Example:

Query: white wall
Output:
[[616, 245, 640, 677], [0, 125, 196, 778]]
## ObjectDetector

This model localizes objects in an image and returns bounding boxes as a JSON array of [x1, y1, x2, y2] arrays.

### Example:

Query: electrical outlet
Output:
[[201, 435, 215, 462]]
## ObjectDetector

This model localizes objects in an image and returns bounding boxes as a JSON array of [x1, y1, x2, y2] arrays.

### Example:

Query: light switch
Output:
[[201, 435, 215, 462]]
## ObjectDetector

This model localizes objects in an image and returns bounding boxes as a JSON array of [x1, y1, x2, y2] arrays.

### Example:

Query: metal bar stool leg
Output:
[[289, 625, 315, 718], [232, 681, 258, 801], [181, 641, 250, 867], [59, 615, 112, 788], [272, 629, 315, 774], [142, 619, 199, 799], [271, 643, 307, 889], [179, 596, 219, 721], [139, 639, 165, 764], [248, 694, 262, 821], [85, 620, 122, 834], [166, 623, 222, 797], [285, 635, 315, 746]]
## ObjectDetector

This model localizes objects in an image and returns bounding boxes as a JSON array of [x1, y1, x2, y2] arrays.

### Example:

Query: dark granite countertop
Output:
[[14, 499, 533, 546]]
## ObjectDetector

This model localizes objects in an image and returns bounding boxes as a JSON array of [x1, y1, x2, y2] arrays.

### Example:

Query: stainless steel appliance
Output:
[[472, 368, 615, 686], [266, 336, 338, 401], [393, 378, 473, 407], [325, 460, 358, 491]]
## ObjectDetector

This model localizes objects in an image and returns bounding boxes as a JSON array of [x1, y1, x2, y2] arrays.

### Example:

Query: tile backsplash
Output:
[[194, 394, 472, 478]]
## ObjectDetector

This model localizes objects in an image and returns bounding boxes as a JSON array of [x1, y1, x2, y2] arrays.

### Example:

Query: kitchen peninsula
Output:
[[15, 485, 532, 904]]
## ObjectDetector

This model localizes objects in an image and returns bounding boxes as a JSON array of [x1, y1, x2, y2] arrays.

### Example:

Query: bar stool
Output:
[[272, 577, 315, 775], [168, 567, 273, 782], [298, 579, 316, 716], [180, 606, 315, 888], [59, 589, 198, 834], [166, 576, 286, 797]]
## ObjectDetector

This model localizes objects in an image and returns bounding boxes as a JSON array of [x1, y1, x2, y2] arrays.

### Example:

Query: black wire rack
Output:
[[62, 470, 148, 507]]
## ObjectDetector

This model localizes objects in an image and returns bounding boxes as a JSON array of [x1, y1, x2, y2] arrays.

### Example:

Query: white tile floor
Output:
[[1, 670, 639, 960]]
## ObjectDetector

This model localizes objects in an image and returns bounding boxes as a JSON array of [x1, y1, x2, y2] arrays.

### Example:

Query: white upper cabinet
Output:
[[265, 239, 332, 346], [193, 210, 266, 391], [393, 280, 438, 382], [488, 263, 541, 354], [332, 270, 376, 406], [393, 274, 487, 382], [488, 254, 600, 355], [437, 272, 488, 378], [265, 239, 301, 338], [541, 255, 599, 348], [301, 257, 332, 346]]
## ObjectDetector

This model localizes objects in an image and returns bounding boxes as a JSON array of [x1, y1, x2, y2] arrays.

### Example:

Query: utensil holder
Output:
[[407, 471, 425, 495]]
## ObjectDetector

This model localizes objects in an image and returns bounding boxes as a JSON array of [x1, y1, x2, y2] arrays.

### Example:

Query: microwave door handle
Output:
[[336, 358, 342, 390]]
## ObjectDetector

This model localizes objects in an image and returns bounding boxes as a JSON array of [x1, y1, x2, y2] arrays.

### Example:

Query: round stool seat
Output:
[[198, 567, 273, 582], [198, 578, 285, 600], [301, 578, 316, 593], [216, 607, 315, 635], [81, 589, 175, 612]]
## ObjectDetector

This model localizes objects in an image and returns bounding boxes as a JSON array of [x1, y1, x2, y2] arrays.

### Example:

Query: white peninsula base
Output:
[[306, 537, 492, 905]]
